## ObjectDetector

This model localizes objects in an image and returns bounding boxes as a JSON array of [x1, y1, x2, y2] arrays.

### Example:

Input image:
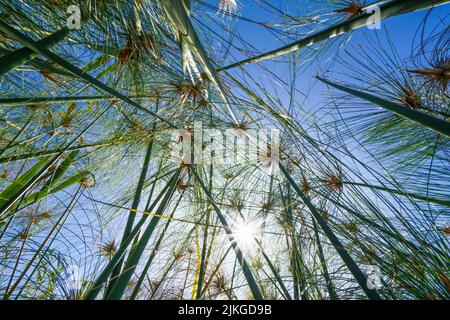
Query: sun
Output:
[[231, 218, 262, 251]]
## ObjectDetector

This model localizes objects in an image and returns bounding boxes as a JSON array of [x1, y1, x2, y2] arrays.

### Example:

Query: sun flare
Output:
[[231, 218, 262, 250]]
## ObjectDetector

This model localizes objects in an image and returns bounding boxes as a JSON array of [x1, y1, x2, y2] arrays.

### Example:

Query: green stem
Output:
[[105, 168, 181, 300], [280, 163, 382, 300], [191, 167, 264, 300], [0, 28, 69, 76], [342, 180, 450, 207], [0, 21, 175, 128], [218, 0, 450, 71], [318, 76, 450, 138]]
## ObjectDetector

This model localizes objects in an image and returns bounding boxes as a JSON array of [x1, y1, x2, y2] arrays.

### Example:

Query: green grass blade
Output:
[[5, 151, 84, 210], [256, 239, 293, 300], [105, 168, 181, 300], [318, 76, 450, 138], [0, 95, 157, 107], [129, 193, 184, 300], [106, 139, 156, 296], [342, 181, 450, 207], [0, 28, 68, 76], [0, 142, 112, 163], [0, 156, 51, 217], [312, 220, 338, 300], [85, 168, 181, 299]]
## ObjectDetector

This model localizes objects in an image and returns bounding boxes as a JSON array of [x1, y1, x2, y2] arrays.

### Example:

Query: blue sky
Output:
[[207, 1, 449, 106]]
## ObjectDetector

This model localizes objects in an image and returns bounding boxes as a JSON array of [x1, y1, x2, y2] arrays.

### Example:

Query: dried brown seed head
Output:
[[326, 173, 343, 191], [335, 1, 366, 18], [399, 83, 421, 109]]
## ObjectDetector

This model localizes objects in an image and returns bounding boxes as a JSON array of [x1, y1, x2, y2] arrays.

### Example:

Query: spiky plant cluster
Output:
[[334, 1, 366, 19]]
